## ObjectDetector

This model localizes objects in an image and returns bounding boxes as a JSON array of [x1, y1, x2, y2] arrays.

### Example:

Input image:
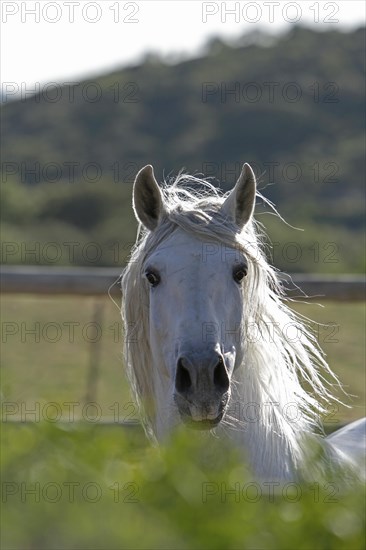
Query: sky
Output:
[[1, 0, 365, 99]]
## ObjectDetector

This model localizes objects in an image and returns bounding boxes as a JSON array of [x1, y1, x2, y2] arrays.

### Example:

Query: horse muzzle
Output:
[[173, 350, 231, 429]]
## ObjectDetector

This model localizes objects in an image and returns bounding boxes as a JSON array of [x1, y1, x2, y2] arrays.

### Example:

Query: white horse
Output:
[[121, 163, 365, 481]]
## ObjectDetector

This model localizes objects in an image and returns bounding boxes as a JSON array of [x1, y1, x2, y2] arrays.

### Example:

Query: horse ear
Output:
[[133, 165, 166, 231], [221, 163, 256, 229]]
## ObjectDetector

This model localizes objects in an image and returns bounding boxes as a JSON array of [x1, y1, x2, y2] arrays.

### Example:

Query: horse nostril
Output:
[[175, 358, 192, 394], [213, 357, 230, 393]]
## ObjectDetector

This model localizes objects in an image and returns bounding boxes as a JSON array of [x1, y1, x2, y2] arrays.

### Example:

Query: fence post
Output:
[[84, 298, 105, 404]]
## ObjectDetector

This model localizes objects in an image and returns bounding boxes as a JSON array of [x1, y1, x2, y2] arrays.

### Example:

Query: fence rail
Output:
[[1, 266, 365, 300]]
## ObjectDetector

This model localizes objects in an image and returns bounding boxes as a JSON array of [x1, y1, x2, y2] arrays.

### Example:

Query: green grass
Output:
[[290, 301, 366, 424], [1, 294, 131, 418], [1, 295, 365, 424], [1, 423, 365, 550]]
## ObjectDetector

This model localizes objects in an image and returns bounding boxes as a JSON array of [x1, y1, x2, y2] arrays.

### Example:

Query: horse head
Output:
[[130, 164, 256, 433]]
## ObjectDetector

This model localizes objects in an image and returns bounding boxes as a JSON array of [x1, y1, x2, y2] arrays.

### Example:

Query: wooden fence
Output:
[[1, 265, 365, 300]]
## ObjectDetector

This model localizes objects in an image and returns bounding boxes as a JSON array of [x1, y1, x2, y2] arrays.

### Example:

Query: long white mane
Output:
[[121, 172, 361, 480]]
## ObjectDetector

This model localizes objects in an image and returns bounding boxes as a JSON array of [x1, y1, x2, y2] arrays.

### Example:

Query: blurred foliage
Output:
[[1, 26, 365, 271], [1, 423, 365, 549], [1, 180, 136, 267], [0, 177, 364, 272]]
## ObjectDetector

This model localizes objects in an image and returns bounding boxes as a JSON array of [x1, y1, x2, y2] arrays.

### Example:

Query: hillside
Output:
[[1, 26, 365, 271]]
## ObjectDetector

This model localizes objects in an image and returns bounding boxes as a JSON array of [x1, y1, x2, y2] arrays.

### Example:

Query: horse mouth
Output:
[[174, 392, 229, 430], [180, 410, 225, 430]]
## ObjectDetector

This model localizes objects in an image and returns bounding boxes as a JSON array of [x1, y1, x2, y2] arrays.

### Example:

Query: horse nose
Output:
[[213, 356, 230, 393], [175, 352, 229, 396], [175, 357, 194, 394]]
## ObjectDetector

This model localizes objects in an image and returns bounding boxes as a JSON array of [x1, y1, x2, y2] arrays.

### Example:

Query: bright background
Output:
[[1, 0, 365, 90]]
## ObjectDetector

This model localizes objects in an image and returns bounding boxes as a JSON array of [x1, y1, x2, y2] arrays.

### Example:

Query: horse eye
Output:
[[233, 265, 247, 284], [145, 270, 160, 287]]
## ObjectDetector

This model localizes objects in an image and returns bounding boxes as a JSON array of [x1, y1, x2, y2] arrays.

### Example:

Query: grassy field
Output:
[[1, 295, 365, 424], [1, 294, 365, 549]]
